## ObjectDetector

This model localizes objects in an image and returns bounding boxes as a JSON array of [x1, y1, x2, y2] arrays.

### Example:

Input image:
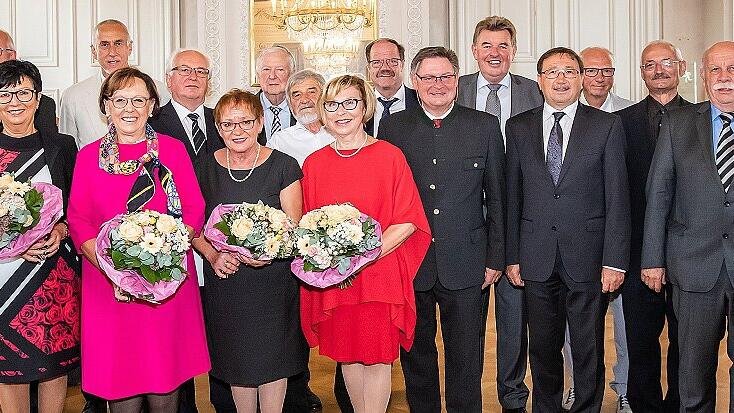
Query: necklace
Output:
[[332, 132, 369, 158], [226, 144, 261, 182]]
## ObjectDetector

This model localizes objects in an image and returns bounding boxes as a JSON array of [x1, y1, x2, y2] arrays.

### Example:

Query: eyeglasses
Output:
[[414, 73, 458, 83], [368, 58, 403, 68], [583, 67, 615, 77], [0, 47, 15, 55], [96, 40, 130, 51], [640, 59, 680, 72], [0, 88, 37, 104], [219, 119, 256, 132], [323, 98, 362, 112], [170, 65, 211, 78], [540, 68, 580, 79], [108, 96, 151, 109]]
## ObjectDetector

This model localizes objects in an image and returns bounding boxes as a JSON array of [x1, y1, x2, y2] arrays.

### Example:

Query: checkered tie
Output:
[[270, 106, 282, 135], [187, 113, 206, 155], [485, 84, 501, 118], [547, 112, 564, 185], [716, 112, 734, 191]]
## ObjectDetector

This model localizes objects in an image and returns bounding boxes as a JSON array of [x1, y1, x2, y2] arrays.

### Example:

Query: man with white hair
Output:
[[255, 46, 296, 146], [59, 19, 170, 148]]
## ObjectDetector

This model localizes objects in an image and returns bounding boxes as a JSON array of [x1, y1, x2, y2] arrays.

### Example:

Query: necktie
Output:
[[433, 119, 442, 129], [485, 84, 502, 118], [378, 97, 398, 122], [270, 106, 282, 135], [547, 112, 565, 185], [716, 112, 734, 191], [187, 113, 206, 155]]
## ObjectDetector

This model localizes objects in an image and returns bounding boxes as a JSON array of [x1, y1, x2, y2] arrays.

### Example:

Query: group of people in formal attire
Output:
[[0, 12, 733, 413]]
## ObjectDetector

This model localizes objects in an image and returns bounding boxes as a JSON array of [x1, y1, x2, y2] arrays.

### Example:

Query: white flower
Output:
[[0, 174, 14, 189], [118, 221, 144, 242], [296, 236, 311, 255], [23, 214, 34, 227], [5, 180, 30, 196], [155, 214, 178, 234], [265, 237, 281, 255], [0, 205, 8, 217], [231, 217, 255, 240], [342, 222, 365, 243], [140, 233, 164, 255]]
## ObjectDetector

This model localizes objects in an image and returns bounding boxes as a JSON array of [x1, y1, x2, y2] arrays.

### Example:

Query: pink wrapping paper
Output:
[[0, 182, 63, 260], [95, 214, 188, 304], [291, 217, 382, 288]]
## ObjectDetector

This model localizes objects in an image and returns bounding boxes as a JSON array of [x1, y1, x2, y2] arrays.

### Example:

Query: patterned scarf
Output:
[[99, 123, 182, 217]]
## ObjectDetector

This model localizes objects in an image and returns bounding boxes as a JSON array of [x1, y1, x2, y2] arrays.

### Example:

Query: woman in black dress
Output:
[[0, 61, 80, 413], [192, 89, 307, 413]]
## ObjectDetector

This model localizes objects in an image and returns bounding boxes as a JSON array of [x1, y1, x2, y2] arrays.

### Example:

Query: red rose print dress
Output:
[[0, 132, 81, 383]]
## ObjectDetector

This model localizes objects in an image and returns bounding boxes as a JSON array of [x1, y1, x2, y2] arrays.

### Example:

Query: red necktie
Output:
[[433, 119, 442, 128]]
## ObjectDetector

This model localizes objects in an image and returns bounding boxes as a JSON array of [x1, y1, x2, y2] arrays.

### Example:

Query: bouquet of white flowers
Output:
[[0, 173, 63, 259], [204, 201, 296, 261], [291, 203, 382, 288], [96, 210, 191, 303]]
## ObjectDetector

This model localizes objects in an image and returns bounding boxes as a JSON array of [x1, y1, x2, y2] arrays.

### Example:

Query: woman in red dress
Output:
[[300, 75, 431, 413]]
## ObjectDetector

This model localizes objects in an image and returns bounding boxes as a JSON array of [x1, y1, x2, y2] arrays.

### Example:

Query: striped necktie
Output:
[[187, 113, 206, 155], [716, 112, 734, 191], [270, 106, 282, 135]]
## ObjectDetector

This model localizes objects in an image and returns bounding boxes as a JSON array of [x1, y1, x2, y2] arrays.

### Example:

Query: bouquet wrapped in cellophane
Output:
[[291, 203, 382, 289], [0, 173, 63, 260], [203, 201, 296, 261], [96, 210, 191, 303]]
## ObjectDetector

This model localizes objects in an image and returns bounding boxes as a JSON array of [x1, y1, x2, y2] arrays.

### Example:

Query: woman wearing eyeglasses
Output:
[[191, 89, 307, 413], [66, 67, 209, 412], [299, 75, 431, 413], [0, 60, 80, 413]]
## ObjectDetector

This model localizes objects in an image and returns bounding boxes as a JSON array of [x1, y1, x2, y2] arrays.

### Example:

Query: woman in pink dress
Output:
[[67, 67, 209, 412]]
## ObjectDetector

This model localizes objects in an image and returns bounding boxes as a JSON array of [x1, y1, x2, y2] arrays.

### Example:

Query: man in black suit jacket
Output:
[[254, 46, 297, 146], [642, 40, 734, 412], [363, 38, 420, 137], [456, 17, 543, 412], [505, 47, 630, 413], [382, 46, 505, 413], [616, 40, 688, 413]]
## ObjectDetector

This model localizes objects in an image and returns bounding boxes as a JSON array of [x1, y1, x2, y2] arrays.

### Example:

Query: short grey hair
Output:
[[286, 69, 325, 95], [0, 29, 15, 49], [580, 46, 615, 66], [165, 48, 211, 73], [92, 19, 130, 46], [410, 46, 460, 75], [642, 40, 684, 63], [256, 45, 295, 73]]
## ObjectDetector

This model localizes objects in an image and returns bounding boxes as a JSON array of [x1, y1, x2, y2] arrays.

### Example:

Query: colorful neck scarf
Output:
[[99, 123, 182, 217]]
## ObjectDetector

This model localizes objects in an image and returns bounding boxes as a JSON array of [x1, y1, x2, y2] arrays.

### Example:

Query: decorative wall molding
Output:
[[10, 0, 59, 67], [239, 0, 249, 88], [200, 0, 223, 99]]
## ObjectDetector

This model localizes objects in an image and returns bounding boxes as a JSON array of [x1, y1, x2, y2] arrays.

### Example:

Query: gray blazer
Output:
[[642, 102, 734, 292], [457, 72, 544, 117]]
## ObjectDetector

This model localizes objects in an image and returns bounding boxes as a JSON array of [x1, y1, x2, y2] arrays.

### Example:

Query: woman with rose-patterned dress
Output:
[[0, 60, 80, 413]]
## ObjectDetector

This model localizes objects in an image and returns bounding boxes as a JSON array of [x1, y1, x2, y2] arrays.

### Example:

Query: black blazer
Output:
[[505, 104, 630, 282], [0, 94, 57, 135], [38, 129, 77, 213], [365, 86, 420, 137], [255, 91, 297, 146], [148, 102, 224, 162], [381, 105, 506, 291], [616, 96, 691, 272]]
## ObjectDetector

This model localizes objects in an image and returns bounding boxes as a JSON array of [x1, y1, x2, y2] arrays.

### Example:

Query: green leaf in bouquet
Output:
[[141, 256, 155, 267], [110, 230, 122, 241], [111, 249, 127, 268], [303, 260, 317, 272], [156, 254, 172, 267], [139, 251, 152, 261], [337, 257, 351, 275], [213, 220, 231, 236], [227, 234, 242, 246], [126, 245, 142, 257], [170, 267, 183, 281], [24, 188, 44, 215], [140, 264, 159, 284]]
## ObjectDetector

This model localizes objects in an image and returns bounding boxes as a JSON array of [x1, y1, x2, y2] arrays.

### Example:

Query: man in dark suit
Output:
[[456, 16, 543, 413], [505, 47, 630, 413], [642, 40, 734, 412], [381, 46, 505, 413], [617, 40, 689, 413], [364, 38, 420, 137], [0, 29, 57, 136], [255, 46, 297, 146]]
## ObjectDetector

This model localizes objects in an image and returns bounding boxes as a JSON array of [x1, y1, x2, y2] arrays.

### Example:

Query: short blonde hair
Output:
[[317, 74, 375, 125]]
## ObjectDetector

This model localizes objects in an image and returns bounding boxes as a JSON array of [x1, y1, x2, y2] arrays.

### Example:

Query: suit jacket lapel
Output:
[[162, 103, 193, 154], [529, 108, 553, 185], [695, 102, 724, 194], [557, 104, 591, 186], [510, 74, 522, 117], [460, 73, 479, 109]]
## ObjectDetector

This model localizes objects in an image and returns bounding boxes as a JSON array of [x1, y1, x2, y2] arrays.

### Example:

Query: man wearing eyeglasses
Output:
[[616, 40, 689, 413], [0, 29, 58, 136], [59, 19, 170, 149], [505, 47, 630, 413], [560, 45, 634, 413], [364, 38, 419, 137], [255, 46, 297, 146]]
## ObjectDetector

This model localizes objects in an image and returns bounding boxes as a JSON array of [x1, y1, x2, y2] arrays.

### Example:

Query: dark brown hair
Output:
[[472, 16, 517, 48], [98, 67, 160, 116]]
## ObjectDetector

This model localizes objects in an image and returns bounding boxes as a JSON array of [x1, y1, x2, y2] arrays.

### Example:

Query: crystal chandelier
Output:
[[302, 36, 359, 75], [270, 0, 374, 42]]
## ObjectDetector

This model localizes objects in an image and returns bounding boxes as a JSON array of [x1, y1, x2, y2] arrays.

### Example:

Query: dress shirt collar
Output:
[[170, 99, 205, 123], [422, 103, 455, 120], [260, 93, 289, 112], [543, 100, 579, 124], [477, 71, 511, 90], [581, 92, 613, 112], [375, 84, 406, 103]]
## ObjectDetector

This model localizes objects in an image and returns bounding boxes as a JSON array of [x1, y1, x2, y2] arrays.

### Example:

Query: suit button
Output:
[[552, 226, 557, 231], [431, 237, 435, 242], [429, 184, 436, 190], [726, 201, 731, 207], [554, 194, 560, 199], [473, 162, 478, 167], [433, 209, 440, 215], [432, 158, 437, 164], [724, 233, 729, 239]]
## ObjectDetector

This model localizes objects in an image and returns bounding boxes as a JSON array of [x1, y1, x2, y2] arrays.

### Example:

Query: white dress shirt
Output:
[[59, 70, 171, 149], [373, 85, 407, 137], [267, 122, 335, 166], [422, 103, 454, 121], [170, 99, 207, 147], [475, 72, 512, 138], [260, 93, 291, 142], [581, 91, 634, 113]]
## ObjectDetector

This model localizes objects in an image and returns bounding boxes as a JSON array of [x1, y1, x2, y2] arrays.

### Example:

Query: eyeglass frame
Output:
[[107, 96, 152, 109], [323, 98, 363, 112], [640, 59, 680, 72], [0, 47, 15, 55], [368, 58, 403, 69], [0, 88, 38, 104], [218, 119, 257, 132], [539, 68, 581, 79], [583, 67, 616, 77], [170, 65, 211, 79], [414, 73, 458, 83]]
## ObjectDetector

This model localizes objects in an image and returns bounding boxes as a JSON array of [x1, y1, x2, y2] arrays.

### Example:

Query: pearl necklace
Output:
[[226, 144, 261, 182], [332, 132, 369, 158]]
